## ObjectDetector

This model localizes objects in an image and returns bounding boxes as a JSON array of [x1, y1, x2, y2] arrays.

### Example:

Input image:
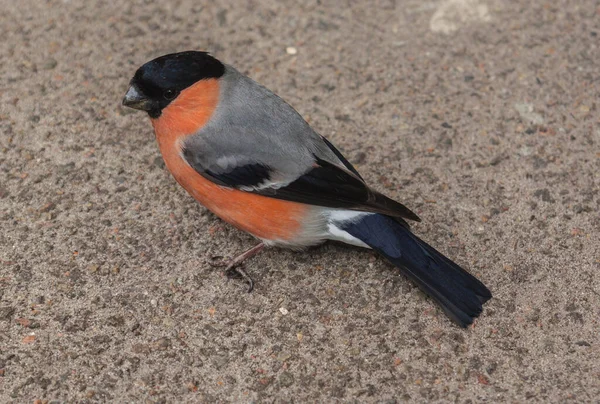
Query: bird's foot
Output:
[[224, 263, 254, 293], [208, 243, 265, 293], [207, 255, 232, 268]]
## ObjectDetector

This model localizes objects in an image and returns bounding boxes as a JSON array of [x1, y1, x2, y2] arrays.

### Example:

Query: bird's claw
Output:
[[207, 255, 232, 267], [224, 264, 254, 293], [208, 243, 264, 293]]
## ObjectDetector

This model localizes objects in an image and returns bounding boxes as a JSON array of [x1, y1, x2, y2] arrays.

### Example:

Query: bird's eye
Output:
[[163, 89, 178, 100]]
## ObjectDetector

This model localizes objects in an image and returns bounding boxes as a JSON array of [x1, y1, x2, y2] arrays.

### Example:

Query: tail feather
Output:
[[341, 214, 492, 327]]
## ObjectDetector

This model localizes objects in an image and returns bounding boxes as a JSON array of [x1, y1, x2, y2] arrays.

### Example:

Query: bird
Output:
[[122, 51, 491, 327]]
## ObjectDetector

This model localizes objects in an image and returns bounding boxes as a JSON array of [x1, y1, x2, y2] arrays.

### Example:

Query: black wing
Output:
[[206, 163, 271, 188], [320, 136, 363, 180], [183, 143, 420, 222], [255, 157, 421, 221], [182, 146, 272, 188]]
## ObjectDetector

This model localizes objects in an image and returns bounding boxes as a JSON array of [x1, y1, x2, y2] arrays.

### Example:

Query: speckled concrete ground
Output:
[[1, 0, 599, 402]]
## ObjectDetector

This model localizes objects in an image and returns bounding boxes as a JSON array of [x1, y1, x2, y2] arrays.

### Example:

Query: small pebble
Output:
[[519, 146, 533, 156], [43, 58, 57, 70], [150, 299, 157, 306], [279, 307, 289, 315], [156, 337, 170, 350], [286, 47, 298, 55], [279, 371, 294, 387]]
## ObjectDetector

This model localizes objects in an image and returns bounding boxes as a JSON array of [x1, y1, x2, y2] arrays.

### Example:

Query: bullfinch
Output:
[[122, 51, 491, 327]]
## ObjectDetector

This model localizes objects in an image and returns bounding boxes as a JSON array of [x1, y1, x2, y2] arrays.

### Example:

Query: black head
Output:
[[123, 51, 225, 118]]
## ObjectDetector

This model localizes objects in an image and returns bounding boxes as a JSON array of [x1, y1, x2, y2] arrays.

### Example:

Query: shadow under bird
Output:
[[123, 51, 491, 327]]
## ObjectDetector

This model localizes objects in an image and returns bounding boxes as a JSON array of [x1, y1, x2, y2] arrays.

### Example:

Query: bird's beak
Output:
[[122, 85, 153, 111]]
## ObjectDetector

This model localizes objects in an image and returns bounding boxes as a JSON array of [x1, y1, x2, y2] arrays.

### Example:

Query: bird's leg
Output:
[[211, 243, 265, 293]]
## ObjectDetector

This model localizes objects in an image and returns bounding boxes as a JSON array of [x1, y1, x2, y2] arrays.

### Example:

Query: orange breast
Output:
[[151, 78, 307, 241]]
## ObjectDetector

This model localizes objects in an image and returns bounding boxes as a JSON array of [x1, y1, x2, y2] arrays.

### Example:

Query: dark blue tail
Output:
[[342, 214, 492, 327]]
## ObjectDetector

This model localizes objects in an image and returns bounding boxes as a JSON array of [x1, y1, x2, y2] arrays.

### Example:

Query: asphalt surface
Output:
[[1, 0, 599, 402]]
